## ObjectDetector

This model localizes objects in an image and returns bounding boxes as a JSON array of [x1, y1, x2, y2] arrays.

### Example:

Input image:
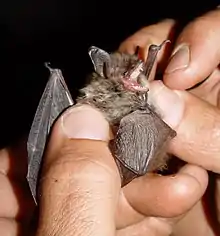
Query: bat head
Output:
[[88, 40, 170, 92]]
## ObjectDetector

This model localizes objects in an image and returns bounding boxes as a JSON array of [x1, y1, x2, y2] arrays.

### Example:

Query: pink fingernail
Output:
[[165, 44, 190, 74], [61, 105, 110, 141]]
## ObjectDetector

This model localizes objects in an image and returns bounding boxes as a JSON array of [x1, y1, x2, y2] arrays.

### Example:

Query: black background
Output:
[[0, 0, 218, 147]]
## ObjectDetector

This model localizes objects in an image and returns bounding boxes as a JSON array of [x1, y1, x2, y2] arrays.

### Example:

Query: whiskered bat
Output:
[[27, 41, 176, 204]]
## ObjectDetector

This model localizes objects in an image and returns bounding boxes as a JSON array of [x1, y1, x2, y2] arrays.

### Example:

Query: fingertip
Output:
[[0, 218, 21, 236], [149, 80, 185, 129], [171, 165, 208, 203], [60, 104, 112, 141], [41, 104, 113, 169], [161, 164, 208, 215], [119, 19, 176, 60], [178, 164, 209, 191], [164, 10, 220, 90], [37, 104, 120, 236], [163, 43, 209, 90], [163, 46, 213, 90], [123, 164, 208, 218]]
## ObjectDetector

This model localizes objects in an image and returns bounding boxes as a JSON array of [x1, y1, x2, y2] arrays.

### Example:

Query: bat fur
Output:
[[76, 44, 176, 185]]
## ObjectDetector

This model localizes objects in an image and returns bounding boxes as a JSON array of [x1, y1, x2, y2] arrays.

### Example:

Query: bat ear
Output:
[[88, 46, 111, 77]]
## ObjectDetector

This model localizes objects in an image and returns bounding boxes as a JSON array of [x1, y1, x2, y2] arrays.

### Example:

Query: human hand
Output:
[[3, 10, 220, 235], [35, 104, 208, 236], [119, 9, 220, 235], [0, 104, 208, 235]]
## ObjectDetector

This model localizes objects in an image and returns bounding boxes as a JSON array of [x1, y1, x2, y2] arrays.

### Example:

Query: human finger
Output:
[[0, 218, 21, 236], [116, 164, 208, 228], [119, 19, 176, 63], [36, 105, 121, 236], [0, 142, 35, 221], [164, 9, 220, 90], [117, 216, 172, 236], [150, 80, 220, 173], [172, 200, 217, 236], [118, 19, 176, 82], [0, 173, 34, 220]]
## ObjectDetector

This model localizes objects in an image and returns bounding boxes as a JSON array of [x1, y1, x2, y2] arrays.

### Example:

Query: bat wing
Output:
[[27, 64, 74, 204], [113, 109, 176, 183]]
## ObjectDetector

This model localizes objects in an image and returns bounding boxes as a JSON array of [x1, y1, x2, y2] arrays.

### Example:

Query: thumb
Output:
[[36, 105, 120, 236], [164, 9, 220, 89], [150, 81, 220, 173]]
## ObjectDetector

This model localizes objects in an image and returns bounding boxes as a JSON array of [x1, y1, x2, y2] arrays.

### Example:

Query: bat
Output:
[[27, 41, 176, 204], [76, 41, 176, 186]]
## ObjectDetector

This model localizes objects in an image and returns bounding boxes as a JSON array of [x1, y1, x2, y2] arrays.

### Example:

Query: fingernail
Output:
[[165, 44, 190, 74], [61, 105, 110, 141], [149, 81, 185, 128]]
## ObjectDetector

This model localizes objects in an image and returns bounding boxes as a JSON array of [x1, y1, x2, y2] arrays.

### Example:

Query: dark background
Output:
[[0, 0, 218, 148]]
